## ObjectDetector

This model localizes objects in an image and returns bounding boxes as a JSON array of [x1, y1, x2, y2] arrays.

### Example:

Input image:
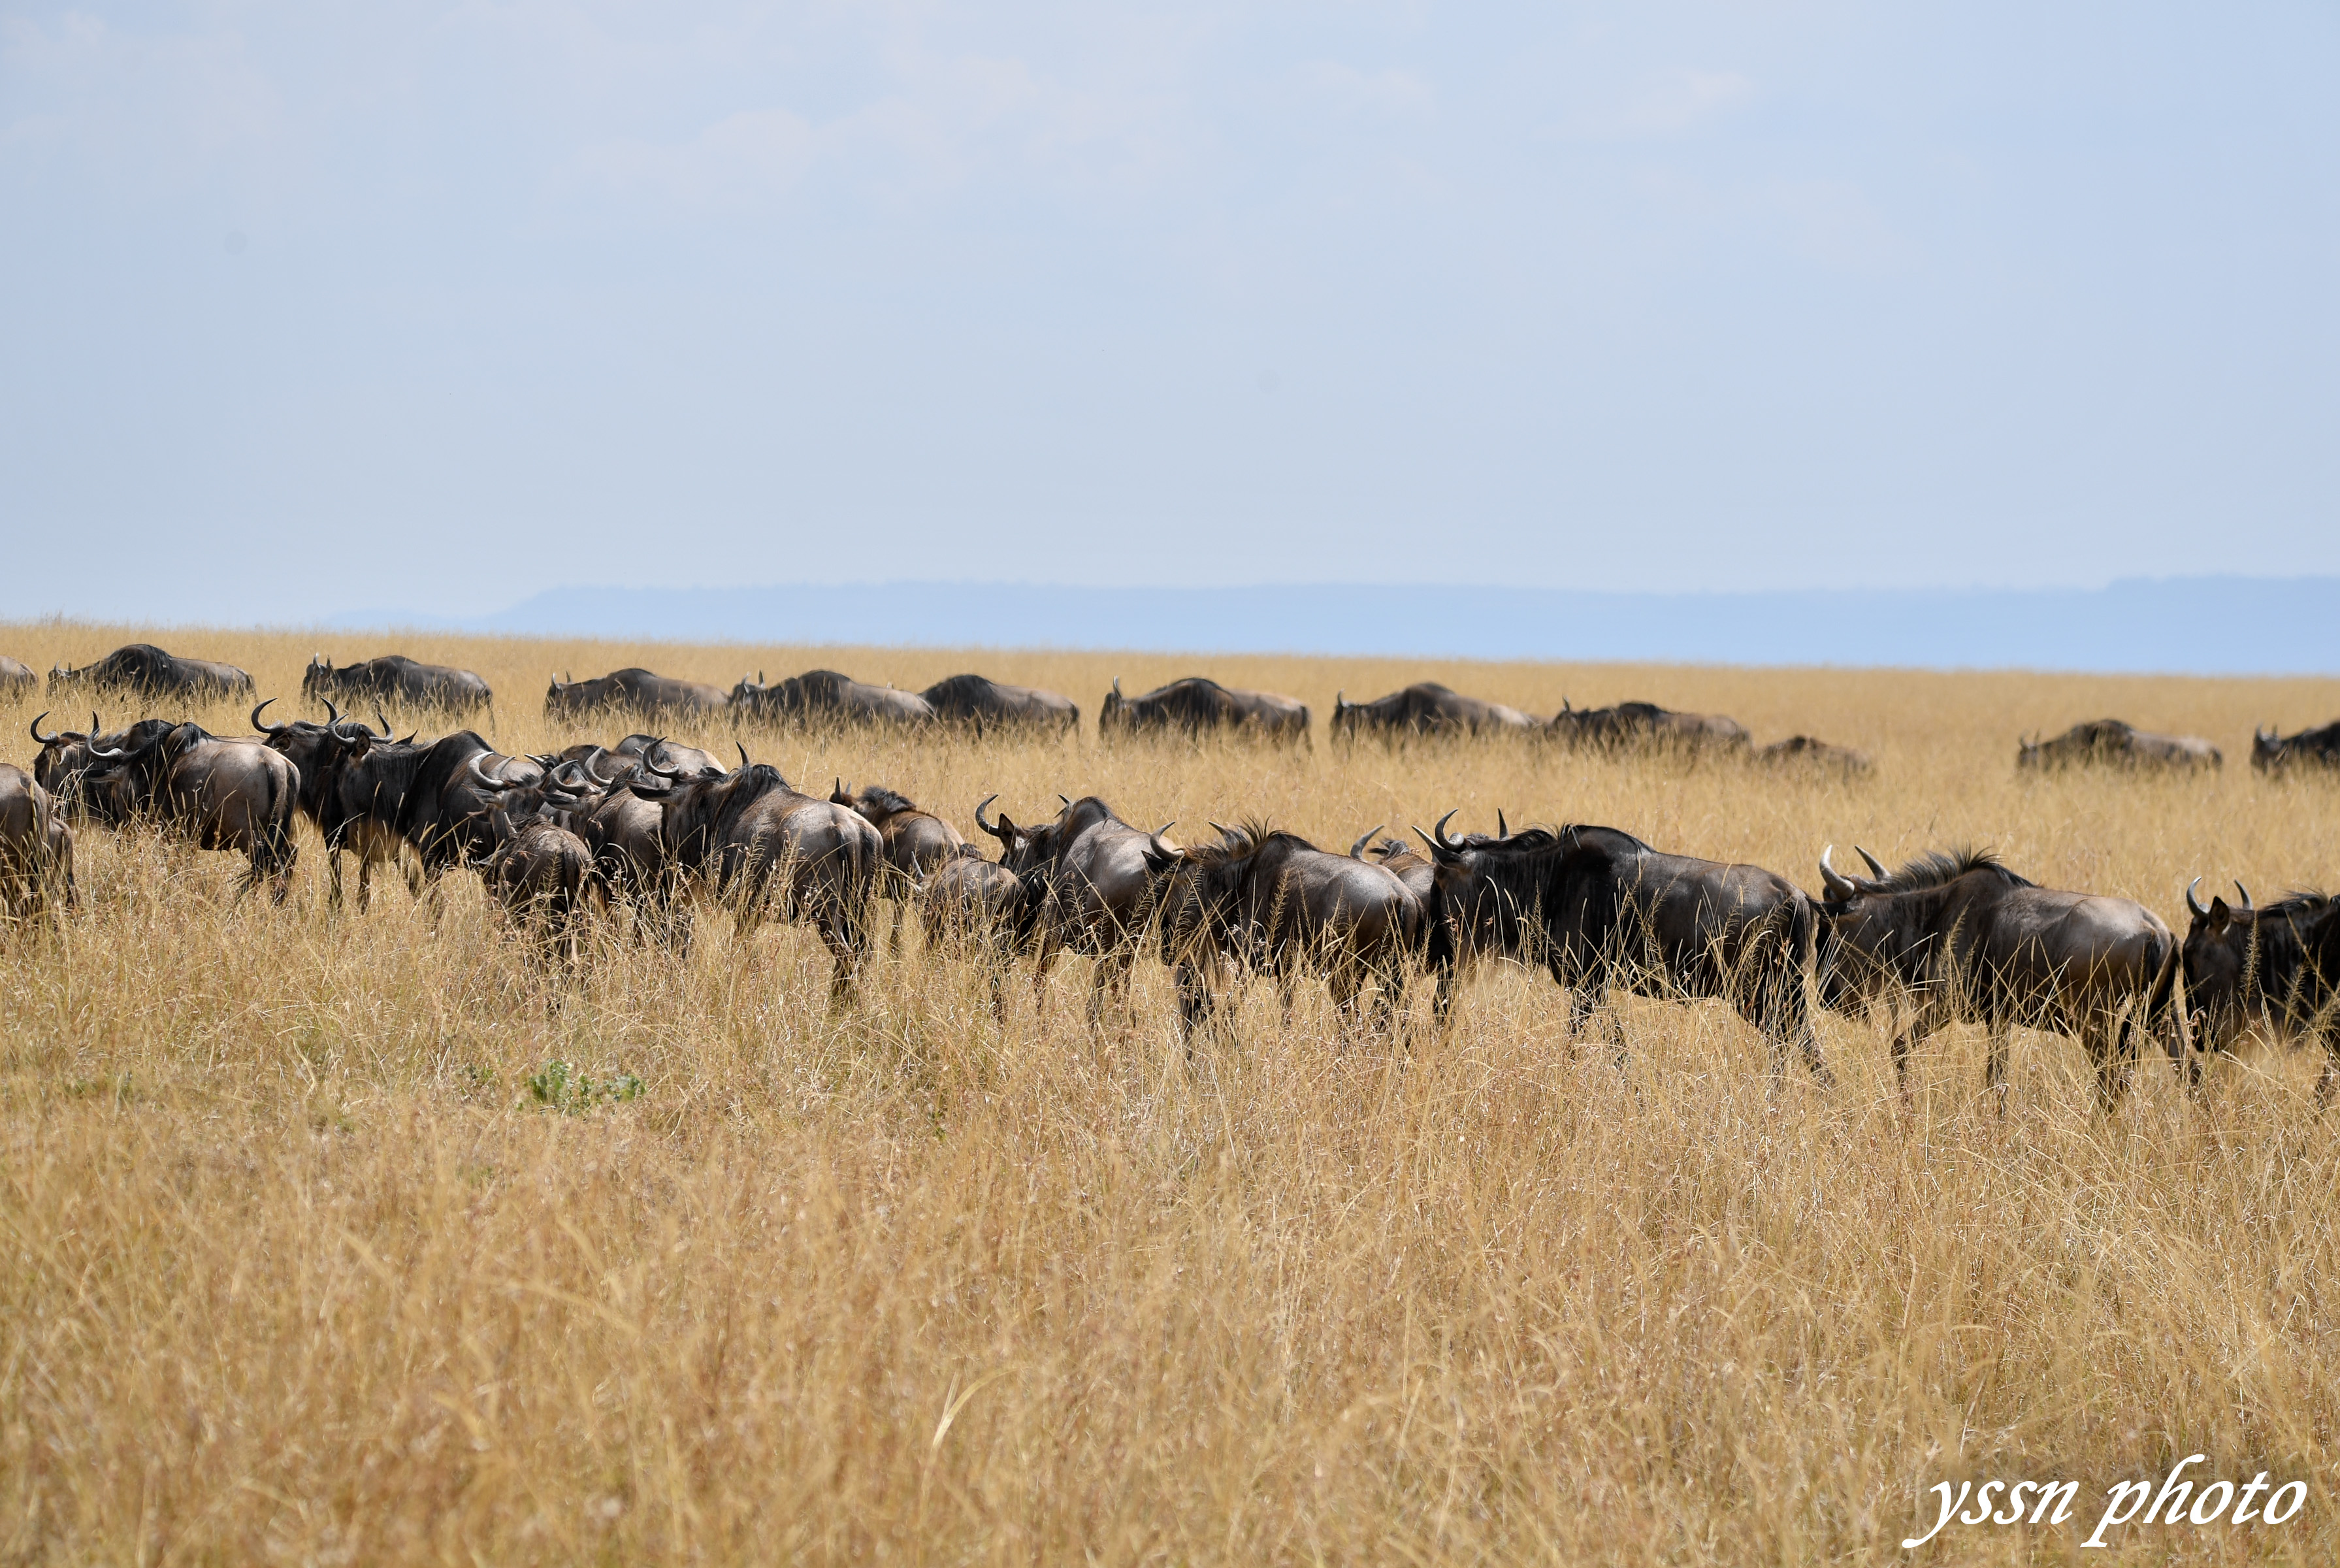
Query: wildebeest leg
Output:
[[888, 897, 908, 955], [1175, 960, 1216, 1051], [2089, 1019, 2136, 1115], [1983, 1030, 2012, 1116], [326, 845, 346, 911]]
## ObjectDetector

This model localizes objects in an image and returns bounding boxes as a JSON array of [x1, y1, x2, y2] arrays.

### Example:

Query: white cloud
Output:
[[1578, 67, 1754, 139]]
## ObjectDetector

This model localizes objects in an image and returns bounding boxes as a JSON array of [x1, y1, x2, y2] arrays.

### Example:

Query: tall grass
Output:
[[2, 623, 2337, 1563]]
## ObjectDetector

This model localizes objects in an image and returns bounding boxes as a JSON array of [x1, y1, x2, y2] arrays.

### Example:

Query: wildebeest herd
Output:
[[8, 642, 2340, 1113]]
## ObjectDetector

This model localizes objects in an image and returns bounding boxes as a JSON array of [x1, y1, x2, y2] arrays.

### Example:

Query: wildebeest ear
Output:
[[2207, 895, 2232, 929]]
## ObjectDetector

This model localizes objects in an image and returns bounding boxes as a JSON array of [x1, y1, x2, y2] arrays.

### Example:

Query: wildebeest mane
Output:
[[391, 732, 494, 831], [854, 784, 919, 819], [1873, 846, 2034, 893]]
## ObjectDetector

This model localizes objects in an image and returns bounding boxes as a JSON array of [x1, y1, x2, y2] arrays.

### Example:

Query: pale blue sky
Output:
[[3, 1, 2335, 623]]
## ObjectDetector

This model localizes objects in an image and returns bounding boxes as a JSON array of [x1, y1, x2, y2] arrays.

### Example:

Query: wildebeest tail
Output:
[[2145, 927, 2184, 1051]]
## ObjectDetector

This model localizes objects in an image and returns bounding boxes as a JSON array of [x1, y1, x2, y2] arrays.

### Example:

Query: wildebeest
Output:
[[80, 722, 300, 900], [545, 668, 730, 721], [47, 644, 254, 701], [0, 657, 34, 694], [306, 653, 492, 715], [919, 673, 1080, 734], [1097, 677, 1310, 745], [830, 781, 966, 949], [1418, 814, 1830, 1082], [1157, 821, 1423, 1042], [2181, 879, 2340, 1103], [1328, 683, 1538, 740], [625, 745, 881, 994], [730, 670, 936, 727], [1815, 845, 2178, 1111], [1757, 735, 1874, 777], [2251, 720, 2340, 774], [254, 701, 418, 910], [554, 734, 727, 781], [2017, 719, 2220, 771], [1546, 700, 1750, 754], [1353, 828, 1436, 904], [0, 763, 74, 919], [299, 725, 546, 890], [465, 755, 606, 963], [977, 794, 1180, 1026], [29, 712, 174, 821]]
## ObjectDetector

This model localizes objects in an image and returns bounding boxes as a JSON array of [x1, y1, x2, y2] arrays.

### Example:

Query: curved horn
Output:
[[1856, 845, 1889, 880], [374, 710, 393, 738], [1058, 794, 1072, 811], [973, 793, 1007, 840], [251, 698, 287, 736], [2187, 877, 2209, 921], [735, 742, 751, 772], [86, 731, 133, 761], [830, 776, 852, 805], [1497, 809, 1508, 839], [643, 747, 687, 781], [1350, 825, 1384, 860], [398, 730, 417, 745], [466, 751, 520, 792], [758, 670, 765, 685], [1819, 845, 1858, 899], [583, 752, 618, 787], [1148, 821, 1177, 858], [1334, 690, 1346, 713], [2235, 881, 2254, 914], [321, 698, 341, 727], [29, 711, 58, 745], [1432, 809, 1462, 853]]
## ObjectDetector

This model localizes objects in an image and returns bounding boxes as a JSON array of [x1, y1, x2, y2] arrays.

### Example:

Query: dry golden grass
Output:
[[3, 621, 2339, 1565]]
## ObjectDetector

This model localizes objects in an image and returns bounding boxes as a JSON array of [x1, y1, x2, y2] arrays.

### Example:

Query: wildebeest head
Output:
[[1097, 678, 1128, 734], [730, 670, 770, 707], [626, 742, 792, 868], [1412, 809, 1565, 965]]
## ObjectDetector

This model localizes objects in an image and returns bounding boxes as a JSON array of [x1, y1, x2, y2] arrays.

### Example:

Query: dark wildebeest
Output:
[[1328, 683, 1538, 740], [545, 668, 730, 721], [1418, 814, 1830, 1083], [1757, 736, 1874, 777], [920, 673, 1081, 734], [47, 644, 254, 702], [1097, 677, 1310, 745], [977, 794, 1180, 1026], [830, 781, 966, 950], [302, 727, 546, 892], [0, 657, 35, 694], [80, 722, 300, 901], [2181, 879, 2340, 1104], [1546, 700, 1750, 755], [29, 712, 176, 821], [730, 669, 936, 727], [305, 653, 493, 716], [0, 762, 74, 919], [1157, 821, 1423, 1043], [254, 700, 420, 911], [2251, 721, 2340, 774], [918, 799, 1032, 1015], [625, 745, 881, 995], [465, 754, 606, 963], [2017, 719, 2220, 771], [1815, 845, 2179, 1112], [1353, 828, 1436, 904], [553, 734, 727, 782]]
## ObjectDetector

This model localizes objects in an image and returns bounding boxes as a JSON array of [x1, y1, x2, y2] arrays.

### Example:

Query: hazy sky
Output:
[[4, 1, 2335, 622]]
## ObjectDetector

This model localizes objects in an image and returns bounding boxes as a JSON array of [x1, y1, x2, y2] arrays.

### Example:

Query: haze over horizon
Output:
[[4, 2, 2335, 631]]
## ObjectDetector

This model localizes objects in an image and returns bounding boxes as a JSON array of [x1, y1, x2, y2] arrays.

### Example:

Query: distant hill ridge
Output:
[[332, 576, 2340, 676]]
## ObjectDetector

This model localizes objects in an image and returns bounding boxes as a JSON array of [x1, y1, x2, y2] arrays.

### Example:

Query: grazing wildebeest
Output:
[[80, 722, 300, 901], [830, 781, 966, 949], [29, 712, 176, 821], [1329, 683, 1538, 740], [47, 644, 254, 701], [920, 673, 1081, 734], [1097, 677, 1310, 745], [1157, 821, 1423, 1043], [977, 794, 1180, 1026], [2251, 721, 2340, 774], [1546, 700, 1750, 754], [1815, 845, 2178, 1111], [625, 745, 880, 995], [305, 653, 493, 715], [0, 657, 35, 694], [465, 755, 606, 963], [0, 763, 74, 919], [554, 751, 683, 936], [1418, 814, 1830, 1082], [730, 670, 936, 727], [545, 668, 730, 721], [254, 700, 419, 911], [1757, 736, 1874, 777], [2017, 719, 2220, 771], [2181, 879, 2340, 1103]]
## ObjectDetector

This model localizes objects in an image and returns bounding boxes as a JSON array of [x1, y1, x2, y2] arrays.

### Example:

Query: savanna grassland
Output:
[[4, 621, 2339, 1566]]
